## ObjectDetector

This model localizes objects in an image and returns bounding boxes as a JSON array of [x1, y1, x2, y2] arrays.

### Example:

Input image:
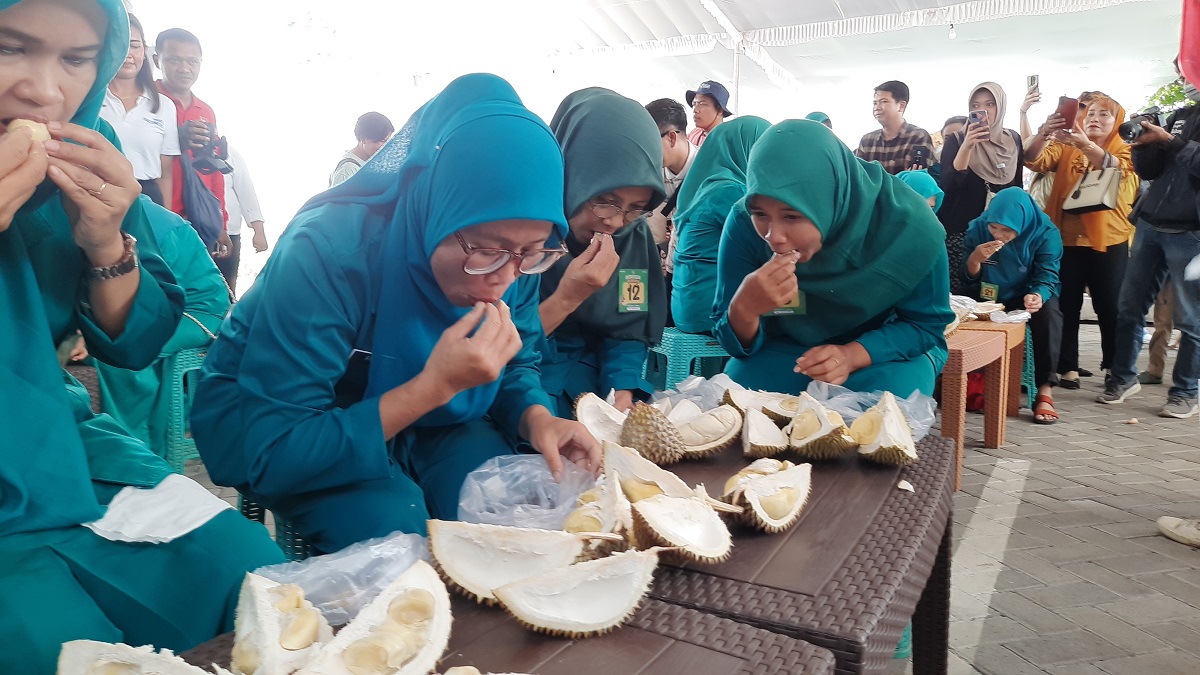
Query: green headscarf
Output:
[[673, 115, 771, 229], [540, 88, 667, 344], [739, 119, 945, 346], [897, 169, 945, 212], [2, 0, 184, 536]]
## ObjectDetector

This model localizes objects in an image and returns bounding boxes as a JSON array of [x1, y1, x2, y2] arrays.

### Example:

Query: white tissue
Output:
[[84, 473, 233, 544]]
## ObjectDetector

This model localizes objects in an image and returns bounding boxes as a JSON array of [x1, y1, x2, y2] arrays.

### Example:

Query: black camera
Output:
[[1119, 107, 1165, 143], [192, 135, 232, 175]]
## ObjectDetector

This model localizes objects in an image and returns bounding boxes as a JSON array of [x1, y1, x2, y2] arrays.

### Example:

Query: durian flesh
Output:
[[851, 391, 918, 466], [630, 491, 733, 564], [427, 520, 584, 604], [563, 470, 632, 558], [230, 573, 333, 675], [492, 548, 660, 637], [721, 388, 789, 414], [761, 396, 800, 426], [733, 463, 813, 533], [786, 392, 857, 460], [742, 408, 789, 458], [574, 393, 627, 446], [674, 404, 743, 458], [57, 641, 229, 675]]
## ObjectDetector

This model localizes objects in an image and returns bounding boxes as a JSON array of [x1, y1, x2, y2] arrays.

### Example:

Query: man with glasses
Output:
[[644, 98, 696, 280], [686, 80, 733, 147], [154, 27, 232, 260]]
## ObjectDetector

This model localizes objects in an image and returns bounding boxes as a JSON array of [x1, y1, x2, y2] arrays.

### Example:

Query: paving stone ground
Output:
[[191, 323, 1200, 675]]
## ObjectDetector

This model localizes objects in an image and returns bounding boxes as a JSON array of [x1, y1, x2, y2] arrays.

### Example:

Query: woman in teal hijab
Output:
[[538, 88, 666, 413], [0, 1, 283, 671], [672, 115, 771, 334], [962, 186, 1064, 423], [897, 169, 945, 212], [192, 74, 600, 554], [713, 120, 954, 396]]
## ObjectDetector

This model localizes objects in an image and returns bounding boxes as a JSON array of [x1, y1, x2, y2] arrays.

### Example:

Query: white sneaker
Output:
[[1157, 516, 1200, 548]]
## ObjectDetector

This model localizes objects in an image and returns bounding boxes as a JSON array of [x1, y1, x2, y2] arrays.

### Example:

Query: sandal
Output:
[[1034, 394, 1059, 425]]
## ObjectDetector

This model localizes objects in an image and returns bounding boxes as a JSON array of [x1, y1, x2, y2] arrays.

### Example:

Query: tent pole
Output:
[[732, 41, 742, 114]]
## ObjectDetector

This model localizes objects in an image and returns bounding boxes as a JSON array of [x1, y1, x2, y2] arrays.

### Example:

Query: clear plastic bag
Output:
[[457, 454, 595, 530], [805, 381, 937, 441], [989, 309, 1031, 324], [255, 531, 428, 625], [649, 373, 740, 411]]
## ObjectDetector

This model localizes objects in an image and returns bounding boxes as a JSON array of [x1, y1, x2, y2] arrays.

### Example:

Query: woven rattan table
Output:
[[958, 321, 1027, 418], [179, 597, 837, 674], [651, 435, 956, 675]]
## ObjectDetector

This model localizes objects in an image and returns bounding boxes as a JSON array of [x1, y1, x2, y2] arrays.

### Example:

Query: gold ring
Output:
[[88, 182, 107, 197]]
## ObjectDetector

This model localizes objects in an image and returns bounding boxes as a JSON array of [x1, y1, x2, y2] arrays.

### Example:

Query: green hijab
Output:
[[740, 119, 945, 346], [673, 115, 771, 231], [540, 88, 667, 344]]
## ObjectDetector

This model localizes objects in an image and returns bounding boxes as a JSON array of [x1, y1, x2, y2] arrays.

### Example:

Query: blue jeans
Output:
[[1110, 222, 1200, 400]]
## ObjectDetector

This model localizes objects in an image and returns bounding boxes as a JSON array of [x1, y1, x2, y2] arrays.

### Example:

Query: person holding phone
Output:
[[938, 82, 1025, 295], [1023, 93, 1138, 388]]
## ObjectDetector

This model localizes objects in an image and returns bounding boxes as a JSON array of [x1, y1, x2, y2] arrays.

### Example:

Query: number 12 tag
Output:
[[770, 290, 807, 316], [618, 269, 648, 313]]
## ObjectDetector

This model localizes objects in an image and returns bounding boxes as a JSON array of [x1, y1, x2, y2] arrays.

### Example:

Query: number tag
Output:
[[980, 282, 1000, 302], [618, 269, 649, 313], [770, 290, 807, 316]]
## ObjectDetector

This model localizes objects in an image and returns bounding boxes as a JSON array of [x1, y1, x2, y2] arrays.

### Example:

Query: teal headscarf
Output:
[[673, 115, 771, 230], [805, 111, 831, 127], [897, 169, 945, 212], [540, 88, 667, 344], [2, 0, 187, 535], [963, 186, 1062, 304], [735, 119, 945, 346], [297, 74, 567, 426]]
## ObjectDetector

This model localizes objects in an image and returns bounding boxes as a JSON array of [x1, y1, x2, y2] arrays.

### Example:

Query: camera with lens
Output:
[[192, 134, 232, 175], [1119, 107, 1165, 143]]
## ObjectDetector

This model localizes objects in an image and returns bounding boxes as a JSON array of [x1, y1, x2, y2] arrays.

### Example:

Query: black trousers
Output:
[[137, 179, 164, 207], [214, 233, 241, 295], [1057, 242, 1128, 373], [1008, 296, 1064, 388]]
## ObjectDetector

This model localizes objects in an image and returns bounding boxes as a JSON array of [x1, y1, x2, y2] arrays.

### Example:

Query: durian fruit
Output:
[[444, 668, 532, 675], [562, 470, 633, 559], [761, 396, 801, 426], [630, 487, 733, 564], [674, 404, 743, 459], [229, 574, 334, 675], [721, 388, 789, 414], [742, 408, 789, 458], [492, 548, 660, 637], [723, 462, 813, 533], [649, 398, 673, 415], [785, 392, 857, 460], [297, 560, 451, 675], [602, 442, 741, 515], [574, 392, 627, 445], [57, 641, 234, 675], [851, 391, 918, 466], [618, 402, 687, 465], [722, 457, 788, 495], [664, 399, 702, 426], [428, 520, 584, 605]]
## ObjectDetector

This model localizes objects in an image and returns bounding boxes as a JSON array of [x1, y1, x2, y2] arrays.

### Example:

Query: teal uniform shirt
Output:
[[961, 187, 1063, 306]]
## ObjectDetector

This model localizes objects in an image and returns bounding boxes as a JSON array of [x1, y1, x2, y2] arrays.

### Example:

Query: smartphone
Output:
[[1056, 96, 1079, 128], [1027, 74, 1039, 95], [912, 146, 928, 168], [969, 110, 988, 126]]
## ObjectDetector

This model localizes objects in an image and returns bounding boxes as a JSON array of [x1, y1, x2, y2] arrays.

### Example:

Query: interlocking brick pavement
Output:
[[189, 324, 1200, 674]]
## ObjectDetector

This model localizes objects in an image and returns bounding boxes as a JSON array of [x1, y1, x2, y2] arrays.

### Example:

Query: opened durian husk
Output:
[[761, 395, 801, 426], [563, 470, 632, 559], [726, 462, 813, 533], [673, 404, 742, 458], [851, 391, 918, 466], [574, 393, 627, 446], [721, 457, 790, 496], [721, 388, 790, 414], [630, 488, 733, 564], [784, 392, 857, 460], [58, 641, 235, 675], [227, 573, 333, 675], [664, 399, 703, 426], [493, 548, 661, 638], [602, 442, 740, 514], [428, 521, 586, 605], [742, 408, 789, 458]]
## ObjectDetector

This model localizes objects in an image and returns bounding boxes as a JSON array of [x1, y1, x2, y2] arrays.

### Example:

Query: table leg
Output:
[[983, 357, 1006, 449], [940, 374, 967, 491], [912, 518, 952, 675], [1007, 343, 1022, 418]]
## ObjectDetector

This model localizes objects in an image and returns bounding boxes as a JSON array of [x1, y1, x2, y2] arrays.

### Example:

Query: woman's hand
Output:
[[1019, 88, 1041, 114], [522, 406, 602, 480], [730, 252, 800, 319], [44, 122, 140, 265], [1024, 293, 1043, 313], [1053, 127, 1090, 150], [612, 389, 635, 413], [953, 123, 992, 171], [421, 301, 523, 399], [557, 232, 619, 306], [794, 342, 870, 386], [1039, 112, 1069, 139], [0, 126, 50, 233], [971, 239, 1005, 264]]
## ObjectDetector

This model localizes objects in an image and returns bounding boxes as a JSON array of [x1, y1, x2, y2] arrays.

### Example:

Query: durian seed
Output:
[[92, 663, 141, 675], [278, 607, 321, 651], [563, 508, 604, 534], [230, 636, 261, 675], [620, 478, 664, 503], [758, 487, 798, 521], [387, 587, 436, 625], [267, 583, 305, 612]]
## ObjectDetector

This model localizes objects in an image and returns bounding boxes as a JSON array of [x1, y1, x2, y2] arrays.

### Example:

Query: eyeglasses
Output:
[[589, 199, 652, 223], [454, 232, 566, 276], [162, 56, 202, 68]]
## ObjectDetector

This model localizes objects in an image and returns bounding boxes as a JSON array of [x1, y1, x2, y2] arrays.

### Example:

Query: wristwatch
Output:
[[89, 233, 139, 281]]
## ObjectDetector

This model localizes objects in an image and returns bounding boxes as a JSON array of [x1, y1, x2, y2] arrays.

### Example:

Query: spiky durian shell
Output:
[[619, 403, 686, 465]]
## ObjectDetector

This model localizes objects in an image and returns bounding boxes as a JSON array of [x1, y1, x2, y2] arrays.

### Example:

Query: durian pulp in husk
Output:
[[492, 548, 660, 638], [721, 388, 789, 414], [563, 470, 632, 558], [675, 404, 742, 458], [736, 463, 813, 533], [742, 408, 789, 458], [618, 403, 686, 465], [427, 520, 584, 604], [574, 393, 627, 446], [851, 391, 918, 466], [57, 641, 231, 675], [761, 395, 801, 426], [230, 573, 333, 675], [602, 441, 696, 501], [786, 392, 857, 460], [630, 491, 732, 564], [722, 457, 790, 496], [296, 560, 451, 675]]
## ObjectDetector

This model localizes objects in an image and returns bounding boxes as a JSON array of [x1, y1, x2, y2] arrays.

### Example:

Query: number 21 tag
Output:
[[618, 269, 648, 313]]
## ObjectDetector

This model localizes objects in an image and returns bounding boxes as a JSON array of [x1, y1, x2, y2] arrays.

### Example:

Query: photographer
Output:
[[1099, 59, 1200, 419]]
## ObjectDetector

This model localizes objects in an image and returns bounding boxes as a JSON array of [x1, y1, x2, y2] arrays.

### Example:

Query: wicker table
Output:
[[942, 331, 1008, 489], [650, 435, 956, 675], [180, 598, 837, 674], [959, 321, 1027, 417]]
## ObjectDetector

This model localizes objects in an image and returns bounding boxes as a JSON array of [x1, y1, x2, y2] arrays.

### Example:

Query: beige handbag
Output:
[[1063, 153, 1121, 215]]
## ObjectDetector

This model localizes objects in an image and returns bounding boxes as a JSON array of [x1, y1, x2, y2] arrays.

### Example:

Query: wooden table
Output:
[[651, 435, 956, 675], [942, 331, 1008, 488], [959, 321, 1027, 417]]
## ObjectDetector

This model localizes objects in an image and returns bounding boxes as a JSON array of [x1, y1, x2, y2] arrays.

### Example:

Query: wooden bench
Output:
[[942, 331, 1008, 490]]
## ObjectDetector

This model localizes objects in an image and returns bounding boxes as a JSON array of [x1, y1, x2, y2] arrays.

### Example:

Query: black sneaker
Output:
[[1097, 380, 1140, 404], [1078, 368, 1094, 378]]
